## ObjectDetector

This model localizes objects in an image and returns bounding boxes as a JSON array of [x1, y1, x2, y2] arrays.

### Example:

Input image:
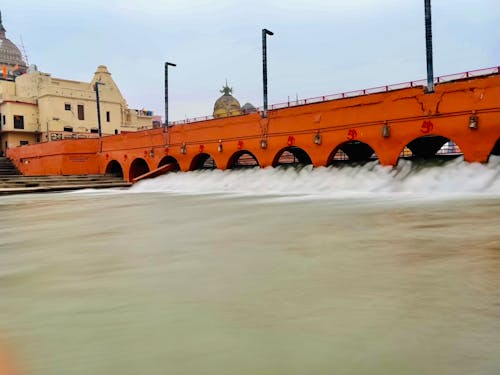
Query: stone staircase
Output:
[[0, 157, 22, 176], [0, 157, 131, 195]]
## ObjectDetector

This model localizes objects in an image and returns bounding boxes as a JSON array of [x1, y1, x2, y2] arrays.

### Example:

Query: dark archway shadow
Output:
[[129, 158, 150, 180], [272, 146, 312, 167], [328, 141, 378, 166], [227, 150, 260, 169], [490, 138, 500, 157], [190, 153, 217, 171], [401, 135, 463, 161], [105, 160, 124, 178], [158, 156, 180, 171]]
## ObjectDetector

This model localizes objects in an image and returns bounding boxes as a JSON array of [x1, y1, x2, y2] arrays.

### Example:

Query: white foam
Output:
[[128, 156, 500, 199]]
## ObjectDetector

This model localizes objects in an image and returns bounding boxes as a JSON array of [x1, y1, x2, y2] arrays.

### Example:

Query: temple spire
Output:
[[220, 80, 233, 95], [0, 10, 6, 38]]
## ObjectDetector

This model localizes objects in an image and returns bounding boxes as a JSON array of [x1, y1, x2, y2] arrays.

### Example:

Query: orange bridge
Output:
[[8, 67, 500, 182]]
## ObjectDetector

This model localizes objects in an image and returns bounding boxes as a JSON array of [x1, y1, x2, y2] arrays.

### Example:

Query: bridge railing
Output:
[[168, 66, 500, 126], [170, 115, 216, 125]]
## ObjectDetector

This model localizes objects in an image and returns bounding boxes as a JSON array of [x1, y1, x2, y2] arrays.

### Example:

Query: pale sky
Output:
[[2, 0, 499, 121]]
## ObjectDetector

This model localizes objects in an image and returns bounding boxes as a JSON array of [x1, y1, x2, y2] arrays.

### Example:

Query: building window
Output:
[[2, 115, 5, 126], [14, 115, 24, 129], [106, 111, 111, 122], [65, 103, 72, 111], [77, 105, 85, 120], [20, 140, 29, 146], [63, 126, 73, 132], [90, 128, 99, 134]]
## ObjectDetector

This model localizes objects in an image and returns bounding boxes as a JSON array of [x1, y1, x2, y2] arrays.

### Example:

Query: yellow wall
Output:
[[2, 132, 38, 151], [0, 65, 154, 154], [0, 80, 16, 98], [0, 101, 38, 131]]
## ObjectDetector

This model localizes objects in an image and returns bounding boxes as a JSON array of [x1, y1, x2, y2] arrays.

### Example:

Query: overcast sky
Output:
[[2, 0, 499, 121]]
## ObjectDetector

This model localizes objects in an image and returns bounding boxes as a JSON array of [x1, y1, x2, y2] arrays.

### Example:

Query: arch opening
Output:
[[272, 146, 312, 167], [401, 135, 462, 160], [158, 156, 180, 171], [105, 160, 123, 178], [328, 141, 378, 166], [227, 150, 259, 169], [491, 138, 500, 157], [129, 158, 150, 180], [190, 153, 217, 171]]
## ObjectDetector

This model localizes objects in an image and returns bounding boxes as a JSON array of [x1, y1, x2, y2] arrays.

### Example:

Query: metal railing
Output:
[[46, 130, 100, 141], [168, 66, 500, 126]]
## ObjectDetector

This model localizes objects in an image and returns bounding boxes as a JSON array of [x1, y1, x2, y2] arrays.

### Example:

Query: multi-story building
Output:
[[0, 11, 154, 155]]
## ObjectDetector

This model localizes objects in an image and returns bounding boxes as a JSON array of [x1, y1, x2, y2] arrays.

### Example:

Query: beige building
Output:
[[0, 11, 153, 154]]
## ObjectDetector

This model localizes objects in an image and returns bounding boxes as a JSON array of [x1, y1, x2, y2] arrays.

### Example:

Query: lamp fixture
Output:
[[314, 132, 322, 145], [382, 122, 391, 138], [469, 114, 478, 130]]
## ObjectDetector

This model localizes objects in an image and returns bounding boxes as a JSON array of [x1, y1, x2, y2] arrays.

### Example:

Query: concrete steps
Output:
[[0, 175, 131, 195], [0, 157, 22, 175], [0, 158, 131, 195]]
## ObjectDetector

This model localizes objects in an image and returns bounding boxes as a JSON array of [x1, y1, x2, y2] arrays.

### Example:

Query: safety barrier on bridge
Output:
[[169, 66, 500, 126]]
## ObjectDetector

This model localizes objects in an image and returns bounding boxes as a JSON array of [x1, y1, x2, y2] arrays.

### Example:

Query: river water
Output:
[[1, 157, 500, 375]]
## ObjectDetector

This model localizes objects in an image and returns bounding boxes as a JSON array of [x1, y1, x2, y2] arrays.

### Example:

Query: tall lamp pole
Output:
[[165, 62, 176, 129], [424, 0, 434, 93], [262, 28, 274, 118], [94, 81, 105, 137]]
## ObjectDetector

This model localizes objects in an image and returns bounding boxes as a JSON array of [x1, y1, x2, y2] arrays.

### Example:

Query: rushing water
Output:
[[1, 158, 500, 375]]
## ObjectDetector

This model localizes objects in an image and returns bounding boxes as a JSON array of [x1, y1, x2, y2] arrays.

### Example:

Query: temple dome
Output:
[[241, 102, 256, 114], [213, 84, 242, 118], [0, 38, 25, 67], [0, 11, 27, 72]]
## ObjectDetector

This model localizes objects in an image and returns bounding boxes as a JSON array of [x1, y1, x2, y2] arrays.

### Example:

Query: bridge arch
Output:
[[158, 155, 180, 171], [490, 137, 500, 158], [400, 135, 463, 161], [105, 160, 124, 178], [272, 146, 312, 167], [129, 158, 150, 180], [328, 141, 378, 165], [190, 153, 217, 171], [226, 150, 260, 169]]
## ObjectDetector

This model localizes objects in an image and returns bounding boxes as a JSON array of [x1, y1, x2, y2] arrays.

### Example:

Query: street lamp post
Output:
[[165, 62, 176, 129], [262, 28, 274, 118], [94, 81, 105, 137], [424, 0, 434, 93]]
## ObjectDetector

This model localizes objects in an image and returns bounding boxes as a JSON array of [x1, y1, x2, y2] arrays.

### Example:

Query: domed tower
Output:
[[213, 83, 242, 118], [0, 11, 28, 80]]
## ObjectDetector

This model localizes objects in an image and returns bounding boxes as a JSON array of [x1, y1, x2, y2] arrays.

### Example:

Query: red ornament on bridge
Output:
[[347, 129, 358, 140], [421, 120, 434, 134]]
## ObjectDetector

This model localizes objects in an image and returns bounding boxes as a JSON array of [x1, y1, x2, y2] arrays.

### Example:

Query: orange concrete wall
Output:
[[8, 139, 100, 175], [7, 73, 500, 181]]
